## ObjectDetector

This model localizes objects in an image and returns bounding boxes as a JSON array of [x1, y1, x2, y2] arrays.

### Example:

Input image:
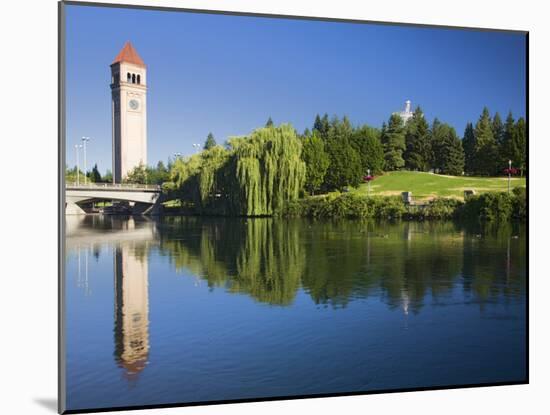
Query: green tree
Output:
[[146, 160, 170, 184], [511, 117, 527, 176], [231, 124, 306, 215], [462, 122, 476, 174], [431, 122, 464, 175], [103, 169, 113, 183], [351, 125, 384, 174], [65, 166, 84, 184], [302, 131, 330, 195], [322, 117, 362, 190], [171, 124, 306, 216], [473, 107, 499, 175], [203, 132, 217, 150], [89, 163, 102, 182], [404, 106, 431, 171], [381, 114, 406, 171], [313, 113, 330, 140], [492, 112, 505, 148], [124, 162, 148, 184], [265, 116, 274, 127], [500, 112, 515, 168]]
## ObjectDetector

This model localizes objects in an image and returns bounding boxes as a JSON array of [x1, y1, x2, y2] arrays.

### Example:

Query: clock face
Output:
[[129, 99, 139, 110]]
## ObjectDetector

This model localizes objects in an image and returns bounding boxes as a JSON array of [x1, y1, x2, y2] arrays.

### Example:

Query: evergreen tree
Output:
[[323, 117, 362, 190], [90, 163, 102, 183], [492, 112, 505, 147], [473, 107, 498, 175], [313, 113, 330, 140], [313, 114, 322, 133], [204, 132, 217, 150], [146, 160, 170, 184], [302, 131, 330, 194], [381, 114, 406, 171], [265, 116, 274, 127], [431, 123, 464, 175], [500, 112, 516, 171], [404, 106, 431, 171], [511, 117, 527, 176], [351, 125, 384, 174], [462, 122, 476, 174], [430, 118, 445, 172]]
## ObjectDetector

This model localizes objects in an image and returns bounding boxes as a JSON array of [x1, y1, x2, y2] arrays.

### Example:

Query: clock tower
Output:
[[110, 42, 147, 183]]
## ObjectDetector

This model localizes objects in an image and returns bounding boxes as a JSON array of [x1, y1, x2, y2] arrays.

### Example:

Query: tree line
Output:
[[300, 106, 526, 195], [70, 105, 526, 210]]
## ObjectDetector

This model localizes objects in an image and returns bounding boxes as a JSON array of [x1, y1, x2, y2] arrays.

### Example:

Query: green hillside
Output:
[[353, 171, 526, 200]]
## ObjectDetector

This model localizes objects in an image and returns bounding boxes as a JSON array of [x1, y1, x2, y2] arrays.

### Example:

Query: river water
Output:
[[64, 215, 526, 411]]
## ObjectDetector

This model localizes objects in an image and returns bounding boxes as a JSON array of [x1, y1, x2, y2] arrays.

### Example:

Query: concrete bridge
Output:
[[66, 183, 163, 215]]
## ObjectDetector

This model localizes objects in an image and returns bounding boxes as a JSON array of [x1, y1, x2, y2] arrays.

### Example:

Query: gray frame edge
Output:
[[58, 1, 67, 414]]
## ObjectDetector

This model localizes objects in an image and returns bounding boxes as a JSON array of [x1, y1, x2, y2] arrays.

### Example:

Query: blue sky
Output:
[[65, 4, 526, 173]]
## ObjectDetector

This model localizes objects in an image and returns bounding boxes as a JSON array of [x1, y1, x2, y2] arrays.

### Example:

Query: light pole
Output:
[[75, 144, 83, 186], [192, 143, 201, 153], [508, 160, 512, 193], [508, 159, 512, 194], [363, 169, 374, 197], [82, 136, 90, 184]]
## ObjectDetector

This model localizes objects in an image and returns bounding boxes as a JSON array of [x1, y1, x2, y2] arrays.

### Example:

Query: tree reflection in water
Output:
[[66, 216, 525, 388], [157, 217, 526, 311]]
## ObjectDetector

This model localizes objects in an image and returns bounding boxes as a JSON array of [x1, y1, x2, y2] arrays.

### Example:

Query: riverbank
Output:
[[161, 187, 526, 222], [282, 187, 526, 221]]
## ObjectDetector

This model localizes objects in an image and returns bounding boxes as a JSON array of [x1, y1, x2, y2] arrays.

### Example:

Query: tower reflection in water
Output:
[[113, 242, 150, 380], [68, 215, 154, 381]]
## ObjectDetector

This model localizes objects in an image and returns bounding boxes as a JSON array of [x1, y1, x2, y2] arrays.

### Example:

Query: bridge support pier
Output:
[[66, 201, 86, 215], [132, 200, 163, 216]]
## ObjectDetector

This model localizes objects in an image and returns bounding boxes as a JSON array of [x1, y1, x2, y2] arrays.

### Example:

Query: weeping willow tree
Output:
[[167, 124, 306, 216], [230, 219, 304, 305], [230, 124, 306, 216], [159, 217, 304, 305], [167, 146, 231, 214]]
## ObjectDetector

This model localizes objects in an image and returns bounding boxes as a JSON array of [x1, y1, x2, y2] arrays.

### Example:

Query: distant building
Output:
[[394, 100, 414, 125]]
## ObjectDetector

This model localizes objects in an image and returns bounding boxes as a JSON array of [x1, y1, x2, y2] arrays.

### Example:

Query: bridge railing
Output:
[[66, 182, 161, 191]]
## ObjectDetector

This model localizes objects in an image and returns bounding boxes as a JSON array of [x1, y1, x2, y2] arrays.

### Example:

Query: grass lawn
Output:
[[352, 171, 526, 200]]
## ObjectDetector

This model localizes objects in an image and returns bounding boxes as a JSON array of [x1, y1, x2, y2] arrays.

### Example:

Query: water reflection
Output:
[[114, 243, 150, 380], [67, 215, 155, 380], [66, 216, 526, 385], [157, 218, 525, 311]]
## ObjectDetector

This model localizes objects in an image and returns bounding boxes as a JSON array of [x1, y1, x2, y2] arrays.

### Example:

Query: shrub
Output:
[[282, 190, 524, 222], [372, 196, 407, 219], [460, 192, 513, 222], [422, 198, 462, 220]]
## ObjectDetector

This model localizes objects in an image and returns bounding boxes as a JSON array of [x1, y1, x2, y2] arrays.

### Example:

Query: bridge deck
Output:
[[66, 183, 161, 192]]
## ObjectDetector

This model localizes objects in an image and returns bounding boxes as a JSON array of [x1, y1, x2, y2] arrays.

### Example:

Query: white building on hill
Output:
[[394, 100, 414, 124]]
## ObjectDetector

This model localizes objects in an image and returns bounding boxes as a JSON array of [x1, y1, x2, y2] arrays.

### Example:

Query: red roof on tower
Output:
[[112, 41, 145, 67]]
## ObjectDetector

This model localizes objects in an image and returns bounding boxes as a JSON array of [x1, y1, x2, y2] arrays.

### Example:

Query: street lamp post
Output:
[[508, 159, 512, 194], [363, 169, 375, 197], [192, 143, 201, 153], [82, 136, 90, 184], [75, 144, 82, 186]]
